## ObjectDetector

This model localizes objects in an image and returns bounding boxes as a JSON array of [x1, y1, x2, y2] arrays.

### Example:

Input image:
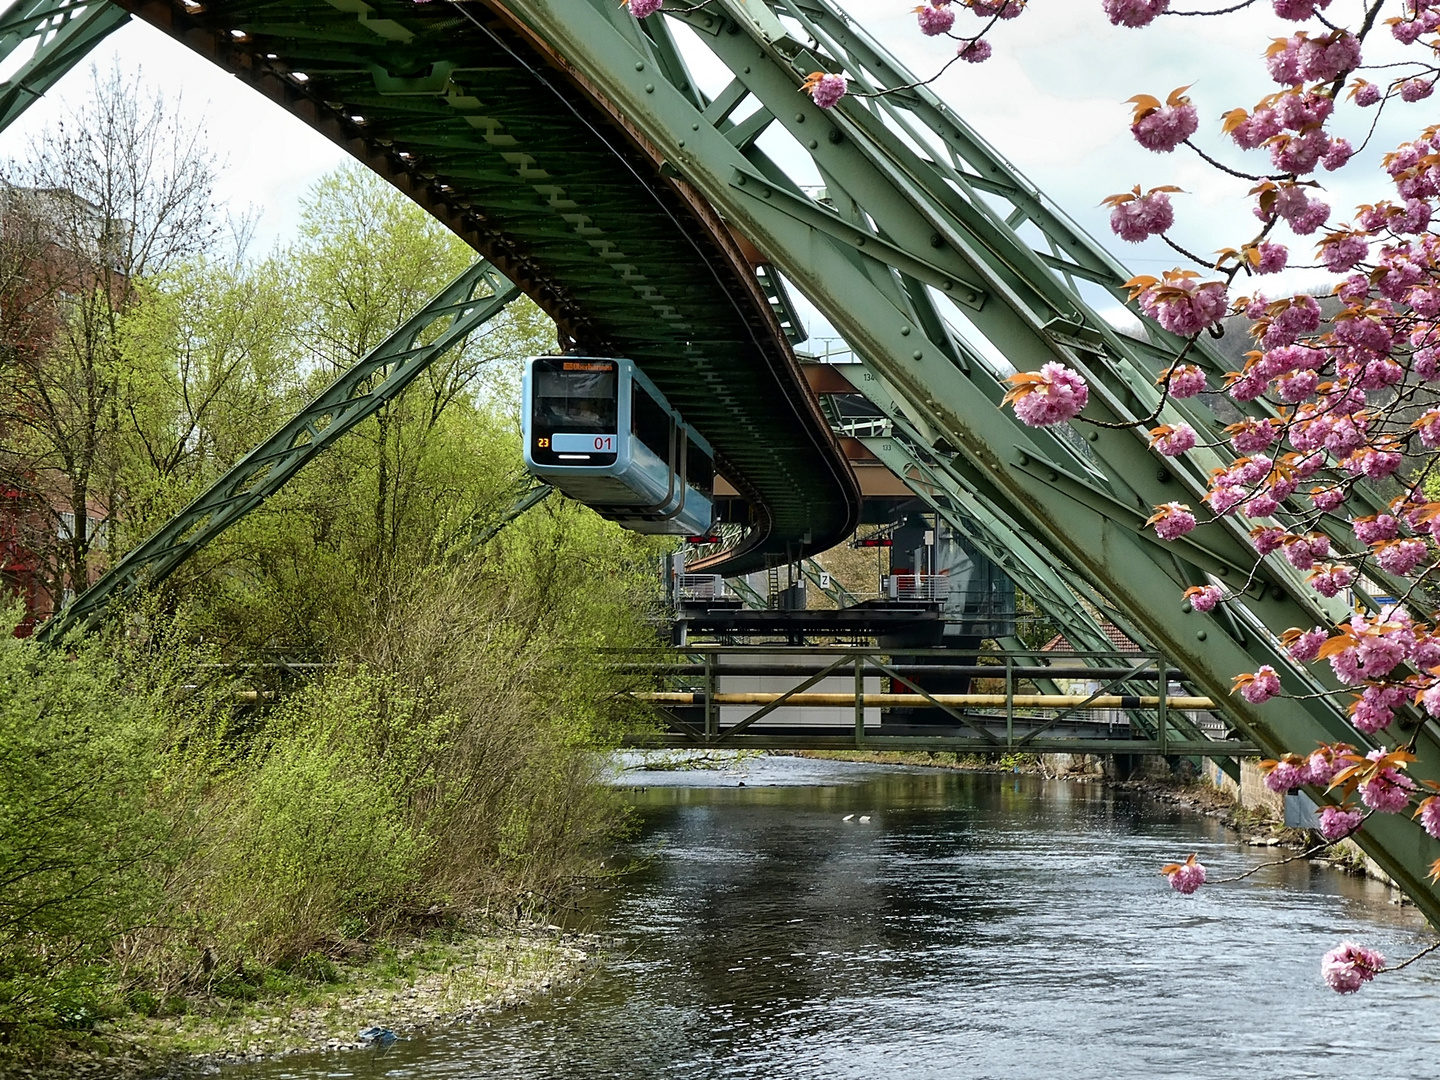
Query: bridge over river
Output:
[[3, 0, 1439, 921]]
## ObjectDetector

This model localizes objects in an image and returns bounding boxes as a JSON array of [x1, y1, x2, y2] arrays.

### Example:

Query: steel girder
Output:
[[0, 0, 127, 131], [504, 0, 1440, 918], [41, 259, 519, 641], [102, 0, 861, 573]]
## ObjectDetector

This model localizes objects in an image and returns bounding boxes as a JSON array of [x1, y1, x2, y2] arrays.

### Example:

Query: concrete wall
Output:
[[1203, 757, 1281, 817]]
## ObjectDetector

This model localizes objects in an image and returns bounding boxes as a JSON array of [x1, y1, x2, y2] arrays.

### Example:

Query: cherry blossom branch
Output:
[[1181, 139, 1270, 183], [850, 52, 966, 99], [1206, 841, 1334, 884], [1377, 938, 1440, 975], [1168, 1, 1260, 15]]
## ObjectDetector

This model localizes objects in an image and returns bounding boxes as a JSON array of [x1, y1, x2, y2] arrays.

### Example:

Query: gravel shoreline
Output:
[[2, 925, 602, 1079]]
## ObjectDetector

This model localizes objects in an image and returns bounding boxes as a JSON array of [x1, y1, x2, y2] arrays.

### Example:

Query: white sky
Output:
[[0, 2, 1425, 307]]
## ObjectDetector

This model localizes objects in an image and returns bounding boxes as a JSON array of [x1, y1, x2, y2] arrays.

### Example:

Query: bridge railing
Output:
[[618, 644, 1250, 759]]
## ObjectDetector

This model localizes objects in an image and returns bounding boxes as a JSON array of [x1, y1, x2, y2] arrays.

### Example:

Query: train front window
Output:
[[533, 363, 617, 433]]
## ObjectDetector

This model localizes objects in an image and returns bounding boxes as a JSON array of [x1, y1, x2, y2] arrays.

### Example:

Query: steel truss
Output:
[[0, 0, 124, 131], [510, 0, 1440, 917], [41, 259, 520, 640], [3, 0, 1436, 914]]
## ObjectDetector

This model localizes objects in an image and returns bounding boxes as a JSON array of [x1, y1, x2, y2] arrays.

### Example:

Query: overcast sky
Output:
[[0, 1, 1424, 316]]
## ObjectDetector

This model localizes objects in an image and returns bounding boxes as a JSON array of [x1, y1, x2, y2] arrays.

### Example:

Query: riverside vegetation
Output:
[[0, 68, 662, 1065]]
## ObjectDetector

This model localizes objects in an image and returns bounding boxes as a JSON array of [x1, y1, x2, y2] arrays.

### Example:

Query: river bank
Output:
[[2, 924, 598, 1079]]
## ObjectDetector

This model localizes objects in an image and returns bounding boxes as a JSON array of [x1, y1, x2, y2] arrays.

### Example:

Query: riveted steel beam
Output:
[[0, 0, 127, 134]]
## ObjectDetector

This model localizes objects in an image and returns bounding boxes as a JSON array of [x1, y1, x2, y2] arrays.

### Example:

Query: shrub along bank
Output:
[[0, 528, 654, 1062]]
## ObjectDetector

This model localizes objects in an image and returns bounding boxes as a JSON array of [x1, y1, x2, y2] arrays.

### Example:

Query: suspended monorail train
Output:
[[522, 356, 716, 535]]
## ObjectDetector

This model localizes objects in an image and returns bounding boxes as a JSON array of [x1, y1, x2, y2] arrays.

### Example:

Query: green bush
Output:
[[0, 625, 162, 1029]]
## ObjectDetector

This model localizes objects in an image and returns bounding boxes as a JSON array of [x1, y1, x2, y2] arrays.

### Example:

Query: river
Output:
[[226, 755, 1440, 1079]]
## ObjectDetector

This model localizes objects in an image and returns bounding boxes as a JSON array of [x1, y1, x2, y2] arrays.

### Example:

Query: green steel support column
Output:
[[0, 1, 127, 135], [42, 259, 519, 641], [459, 483, 553, 552], [508, 0, 1440, 915]]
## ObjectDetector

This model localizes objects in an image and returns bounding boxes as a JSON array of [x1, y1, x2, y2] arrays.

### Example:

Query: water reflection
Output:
[[225, 762, 1439, 1080]]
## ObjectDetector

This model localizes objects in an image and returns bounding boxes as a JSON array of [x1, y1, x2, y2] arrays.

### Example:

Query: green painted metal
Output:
[[41, 259, 519, 641], [13, 0, 1428, 902], [0, 0, 127, 133], [108, 0, 861, 573], [454, 482, 553, 553], [499, 0, 1440, 918], [799, 556, 857, 608]]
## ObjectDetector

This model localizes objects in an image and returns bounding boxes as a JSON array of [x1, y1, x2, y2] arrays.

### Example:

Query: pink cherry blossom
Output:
[[1288, 628, 1327, 663], [1104, 0, 1169, 26], [1318, 806, 1363, 840], [1323, 137, 1355, 171], [1377, 538, 1429, 576], [1109, 190, 1174, 242], [1271, 128, 1329, 174], [1416, 796, 1440, 839], [1402, 78, 1435, 103], [1148, 503, 1196, 540], [1185, 584, 1222, 612], [1296, 32, 1361, 83], [1163, 857, 1207, 894], [807, 73, 848, 110], [1139, 277, 1228, 336], [1006, 363, 1089, 426], [1304, 747, 1342, 784], [1229, 419, 1278, 453], [968, 0, 1025, 16], [1230, 108, 1282, 150], [1354, 82, 1382, 107], [1352, 514, 1399, 545], [1273, 0, 1330, 19], [1309, 565, 1354, 597], [1150, 423, 1197, 456], [627, 0, 664, 16], [1132, 102, 1199, 154], [1238, 665, 1281, 703], [1163, 364, 1207, 398], [1252, 527, 1287, 555], [1276, 369, 1318, 400], [1265, 760, 1306, 791], [1422, 681, 1440, 718], [1322, 943, 1385, 994], [1414, 409, 1440, 448], [1351, 684, 1407, 733], [1255, 242, 1288, 274], [1359, 755, 1415, 813], [1320, 233, 1369, 273], [916, 2, 956, 35], [1311, 486, 1345, 512], [957, 38, 992, 63]]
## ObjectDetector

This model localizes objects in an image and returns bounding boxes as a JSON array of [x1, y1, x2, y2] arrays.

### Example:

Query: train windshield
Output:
[[532, 360, 618, 433]]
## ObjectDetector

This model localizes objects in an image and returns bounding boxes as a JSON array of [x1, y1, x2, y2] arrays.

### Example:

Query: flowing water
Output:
[[226, 756, 1440, 1079]]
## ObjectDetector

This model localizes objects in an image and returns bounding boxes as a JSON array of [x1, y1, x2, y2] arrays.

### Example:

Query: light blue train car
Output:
[[522, 356, 715, 535]]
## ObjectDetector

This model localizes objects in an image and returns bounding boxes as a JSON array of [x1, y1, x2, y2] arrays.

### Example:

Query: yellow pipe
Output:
[[635, 692, 1214, 709]]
